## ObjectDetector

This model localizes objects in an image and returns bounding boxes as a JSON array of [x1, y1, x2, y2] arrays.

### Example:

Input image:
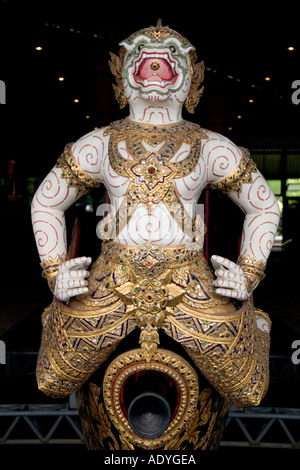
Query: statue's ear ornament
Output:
[[184, 58, 205, 114], [109, 48, 128, 109]]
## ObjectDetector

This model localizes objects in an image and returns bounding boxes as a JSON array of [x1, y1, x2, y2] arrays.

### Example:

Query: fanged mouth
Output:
[[133, 52, 178, 88]]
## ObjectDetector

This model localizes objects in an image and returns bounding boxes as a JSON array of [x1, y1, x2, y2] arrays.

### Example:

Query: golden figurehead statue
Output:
[[31, 21, 279, 450]]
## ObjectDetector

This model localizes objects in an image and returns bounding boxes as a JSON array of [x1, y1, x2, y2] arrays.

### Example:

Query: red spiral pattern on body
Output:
[[32, 211, 63, 257], [211, 147, 239, 178], [190, 158, 206, 182], [117, 204, 186, 246], [73, 134, 104, 175], [77, 144, 99, 174], [42, 171, 60, 198], [174, 181, 194, 201], [135, 212, 164, 242], [36, 170, 70, 208], [248, 175, 273, 210], [203, 137, 242, 182], [174, 158, 206, 201], [249, 220, 278, 259]]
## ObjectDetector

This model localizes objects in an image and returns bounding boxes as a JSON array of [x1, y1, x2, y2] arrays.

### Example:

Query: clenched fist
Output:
[[54, 256, 92, 302], [211, 255, 249, 300]]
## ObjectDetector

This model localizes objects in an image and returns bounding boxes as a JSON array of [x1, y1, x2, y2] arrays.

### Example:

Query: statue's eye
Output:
[[169, 45, 177, 54], [138, 43, 145, 51]]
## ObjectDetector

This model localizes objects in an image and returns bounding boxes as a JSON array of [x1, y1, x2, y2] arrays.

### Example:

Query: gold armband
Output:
[[56, 143, 102, 195], [237, 255, 266, 294], [208, 148, 257, 194], [40, 253, 68, 280]]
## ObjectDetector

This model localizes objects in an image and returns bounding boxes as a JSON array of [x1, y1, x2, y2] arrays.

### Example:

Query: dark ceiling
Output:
[[1, 1, 300, 177]]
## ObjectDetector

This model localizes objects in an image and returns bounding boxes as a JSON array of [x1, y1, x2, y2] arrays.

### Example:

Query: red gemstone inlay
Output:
[[148, 166, 156, 175], [147, 295, 152, 300]]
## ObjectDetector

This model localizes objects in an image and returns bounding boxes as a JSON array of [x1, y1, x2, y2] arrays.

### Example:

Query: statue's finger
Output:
[[66, 287, 89, 297], [211, 254, 243, 274], [60, 256, 92, 272]]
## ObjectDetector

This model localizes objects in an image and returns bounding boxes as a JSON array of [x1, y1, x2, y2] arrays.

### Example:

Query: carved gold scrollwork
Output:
[[102, 348, 199, 449]]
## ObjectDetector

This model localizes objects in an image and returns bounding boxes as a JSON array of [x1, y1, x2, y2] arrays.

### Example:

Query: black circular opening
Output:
[[120, 371, 179, 419], [128, 392, 171, 439]]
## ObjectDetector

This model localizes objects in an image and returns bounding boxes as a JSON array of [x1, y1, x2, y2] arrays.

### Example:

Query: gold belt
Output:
[[101, 240, 203, 279], [100, 240, 203, 361]]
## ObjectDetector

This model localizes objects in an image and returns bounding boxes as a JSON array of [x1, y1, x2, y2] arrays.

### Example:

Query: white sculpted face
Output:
[[120, 32, 194, 111]]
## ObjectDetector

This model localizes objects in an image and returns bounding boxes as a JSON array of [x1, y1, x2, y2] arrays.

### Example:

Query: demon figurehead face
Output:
[[109, 24, 204, 114]]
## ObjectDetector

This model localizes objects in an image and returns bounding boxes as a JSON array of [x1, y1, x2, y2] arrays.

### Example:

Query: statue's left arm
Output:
[[186, 132, 280, 406], [204, 132, 280, 303]]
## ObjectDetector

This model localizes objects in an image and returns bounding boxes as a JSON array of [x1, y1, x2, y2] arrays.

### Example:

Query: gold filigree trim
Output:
[[80, 382, 228, 450], [104, 118, 207, 141], [109, 49, 128, 109], [102, 348, 199, 449], [237, 254, 267, 294], [124, 24, 193, 48], [165, 302, 271, 406], [208, 148, 257, 194], [100, 241, 202, 361], [101, 240, 203, 273], [104, 119, 206, 237], [185, 60, 205, 114], [40, 253, 68, 279], [237, 254, 267, 279], [36, 243, 270, 405], [56, 143, 101, 195]]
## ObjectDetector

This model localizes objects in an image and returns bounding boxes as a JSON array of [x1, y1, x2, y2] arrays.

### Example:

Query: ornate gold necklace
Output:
[[104, 119, 208, 237]]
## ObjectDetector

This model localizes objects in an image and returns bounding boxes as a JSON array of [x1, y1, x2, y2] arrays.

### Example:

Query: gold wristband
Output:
[[237, 255, 266, 293], [40, 254, 68, 280]]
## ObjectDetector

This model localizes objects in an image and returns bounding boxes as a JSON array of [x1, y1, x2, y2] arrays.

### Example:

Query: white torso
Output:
[[101, 135, 205, 246], [70, 121, 249, 247]]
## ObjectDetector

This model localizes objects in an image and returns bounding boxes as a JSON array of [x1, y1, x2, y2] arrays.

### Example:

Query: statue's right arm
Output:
[[31, 128, 107, 301]]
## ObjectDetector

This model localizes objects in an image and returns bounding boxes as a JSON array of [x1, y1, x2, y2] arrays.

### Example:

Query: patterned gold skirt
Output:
[[36, 240, 271, 408]]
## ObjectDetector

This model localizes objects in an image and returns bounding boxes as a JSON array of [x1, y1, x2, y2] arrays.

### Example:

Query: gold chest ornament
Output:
[[104, 118, 208, 239], [102, 119, 208, 360]]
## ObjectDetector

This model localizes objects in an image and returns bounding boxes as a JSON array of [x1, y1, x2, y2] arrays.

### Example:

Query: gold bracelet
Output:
[[208, 148, 257, 194], [56, 143, 102, 196], [40, 253, 68, 280], [237, 255, 266, 293]]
